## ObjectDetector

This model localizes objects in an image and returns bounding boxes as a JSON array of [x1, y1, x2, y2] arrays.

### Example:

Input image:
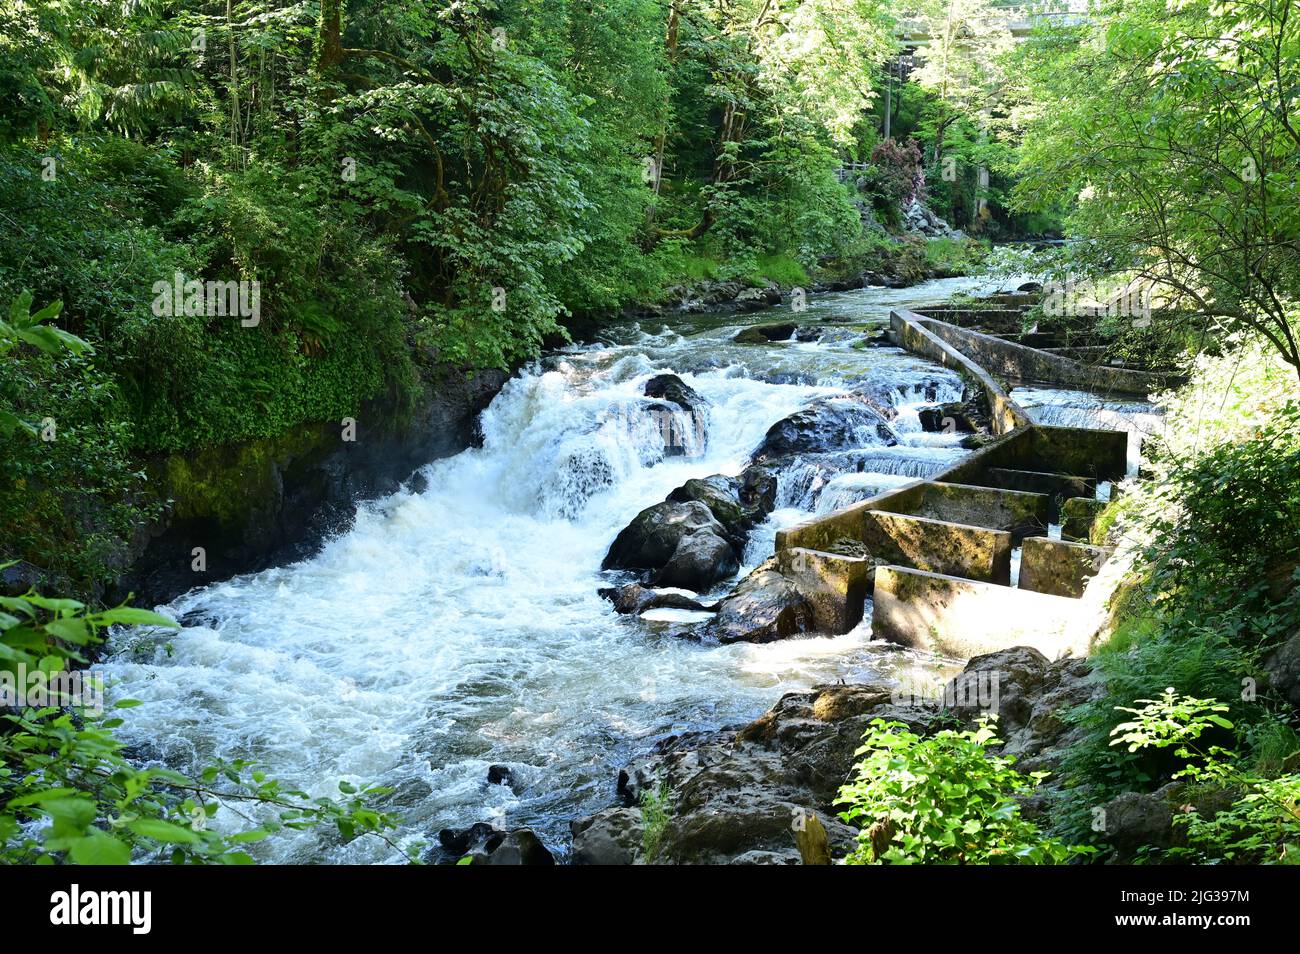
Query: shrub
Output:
[[837, 718, 1088, 864]]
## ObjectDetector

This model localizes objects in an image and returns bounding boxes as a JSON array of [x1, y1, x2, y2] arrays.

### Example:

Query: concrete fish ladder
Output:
[[773, 305, 1146, 661]]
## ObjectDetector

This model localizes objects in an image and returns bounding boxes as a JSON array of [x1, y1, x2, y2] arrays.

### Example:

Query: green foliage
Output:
[[639, 782, 670, 862], [0, 293, 152, 593], [923, 237, 988, 277], [1109, 690, 1300, 864], [1054, 362, 1300, 845], [1009, 0, 1300, 375], [837, 718, 1089, 864]]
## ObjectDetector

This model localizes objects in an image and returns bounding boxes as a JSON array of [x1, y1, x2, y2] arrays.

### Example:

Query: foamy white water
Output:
[[102, 279, 991, 862]]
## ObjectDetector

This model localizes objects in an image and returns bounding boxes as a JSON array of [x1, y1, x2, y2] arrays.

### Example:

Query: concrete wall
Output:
[[862, 511, 1012, 585], [937, 425, 1128, 485], [889, 311, 1032, 435], [980, 468, 1097, 520], [776, 477, 1048, 552], [872, 566, 1097, 659], [1062, 497, 1108, 542], [1018, 537, 1111, 597], [884, 482, 1049, 540], [910, 314, 1172, 397], [777, 548, 872, 632]]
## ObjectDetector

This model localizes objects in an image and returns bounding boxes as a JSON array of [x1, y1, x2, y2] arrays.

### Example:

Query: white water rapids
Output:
[[103, 277, 1012, 862]]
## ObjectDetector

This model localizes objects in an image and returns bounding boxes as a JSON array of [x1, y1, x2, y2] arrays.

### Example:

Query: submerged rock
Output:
[[599, 583, 713, 616], [751, 396, 899, 461], [734, 322, 797, 343]]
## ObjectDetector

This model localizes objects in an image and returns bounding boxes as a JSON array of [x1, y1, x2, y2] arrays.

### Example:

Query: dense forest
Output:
[[2, 0, 1299, 879]]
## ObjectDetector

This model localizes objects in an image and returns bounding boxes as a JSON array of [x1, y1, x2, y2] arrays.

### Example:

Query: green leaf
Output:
[[69, 832, 131, 865], [88, 607, 178, 628], [128, 818, 202, 844]]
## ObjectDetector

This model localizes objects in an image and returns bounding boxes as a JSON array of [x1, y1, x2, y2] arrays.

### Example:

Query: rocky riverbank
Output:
[[563, 647, 1097, 864]]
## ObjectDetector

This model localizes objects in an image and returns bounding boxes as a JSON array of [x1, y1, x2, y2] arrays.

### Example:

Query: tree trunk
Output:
[[316, 0, 344, 75]]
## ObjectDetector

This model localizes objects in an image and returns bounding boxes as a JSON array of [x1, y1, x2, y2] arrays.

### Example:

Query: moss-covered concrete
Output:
[[776, 547, 873, 632], [862, 511, 1013, 585], [1018, 536, 1112, 597], [979, 468, 1097, 520], [908, 313, 1176, 396], [1061, 497, 1108, 542]]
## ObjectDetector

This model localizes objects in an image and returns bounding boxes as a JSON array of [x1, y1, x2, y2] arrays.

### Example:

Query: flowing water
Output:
[[1011, 386, 1164, 476], [103, 277, 1010, 863]]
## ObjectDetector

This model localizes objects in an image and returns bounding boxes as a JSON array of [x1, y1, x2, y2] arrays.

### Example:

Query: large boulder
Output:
[[602, 500, 738, 591], [603, 500, 722, 570], [711, 559, 815, 643], [666, 474, 773, 551], [734, 322, 797, 343], [751, 396, 898, 462], [1264, 629, 1300, 710], [567, 648, 1100, 864], [571, 808, 644, 865], [657, 531, 739, 590]]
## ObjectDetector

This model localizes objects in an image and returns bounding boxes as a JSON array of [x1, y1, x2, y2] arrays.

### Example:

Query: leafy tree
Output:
[[1009, 0, 1300, 377]]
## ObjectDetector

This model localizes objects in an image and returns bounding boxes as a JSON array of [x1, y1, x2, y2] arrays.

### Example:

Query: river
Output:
[[103, 275, 1029, 862]]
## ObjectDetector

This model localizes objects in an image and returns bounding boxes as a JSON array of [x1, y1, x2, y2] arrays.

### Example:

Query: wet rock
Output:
[[487, 764, 513, 787], [438, 822, 500, 856], [666, 474, 766, 551], [598, 583, 713, 616], [1264, 629, 1300, 710], [656, 530, 738, 590], [938, 399, 980, 433], [711, 558, 815, 644], [917, 405, 946, 432], [643, 373, 708, 455], [571, 808, 643, 865], [568, 648, 1101, 864], [602, 500, 726, 573], [734, 322, 797, 343], [438, 823, 555, 865], [644, 373, 706, 417], [739, 466, 779, 516], [751, 396, 899, 461]]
